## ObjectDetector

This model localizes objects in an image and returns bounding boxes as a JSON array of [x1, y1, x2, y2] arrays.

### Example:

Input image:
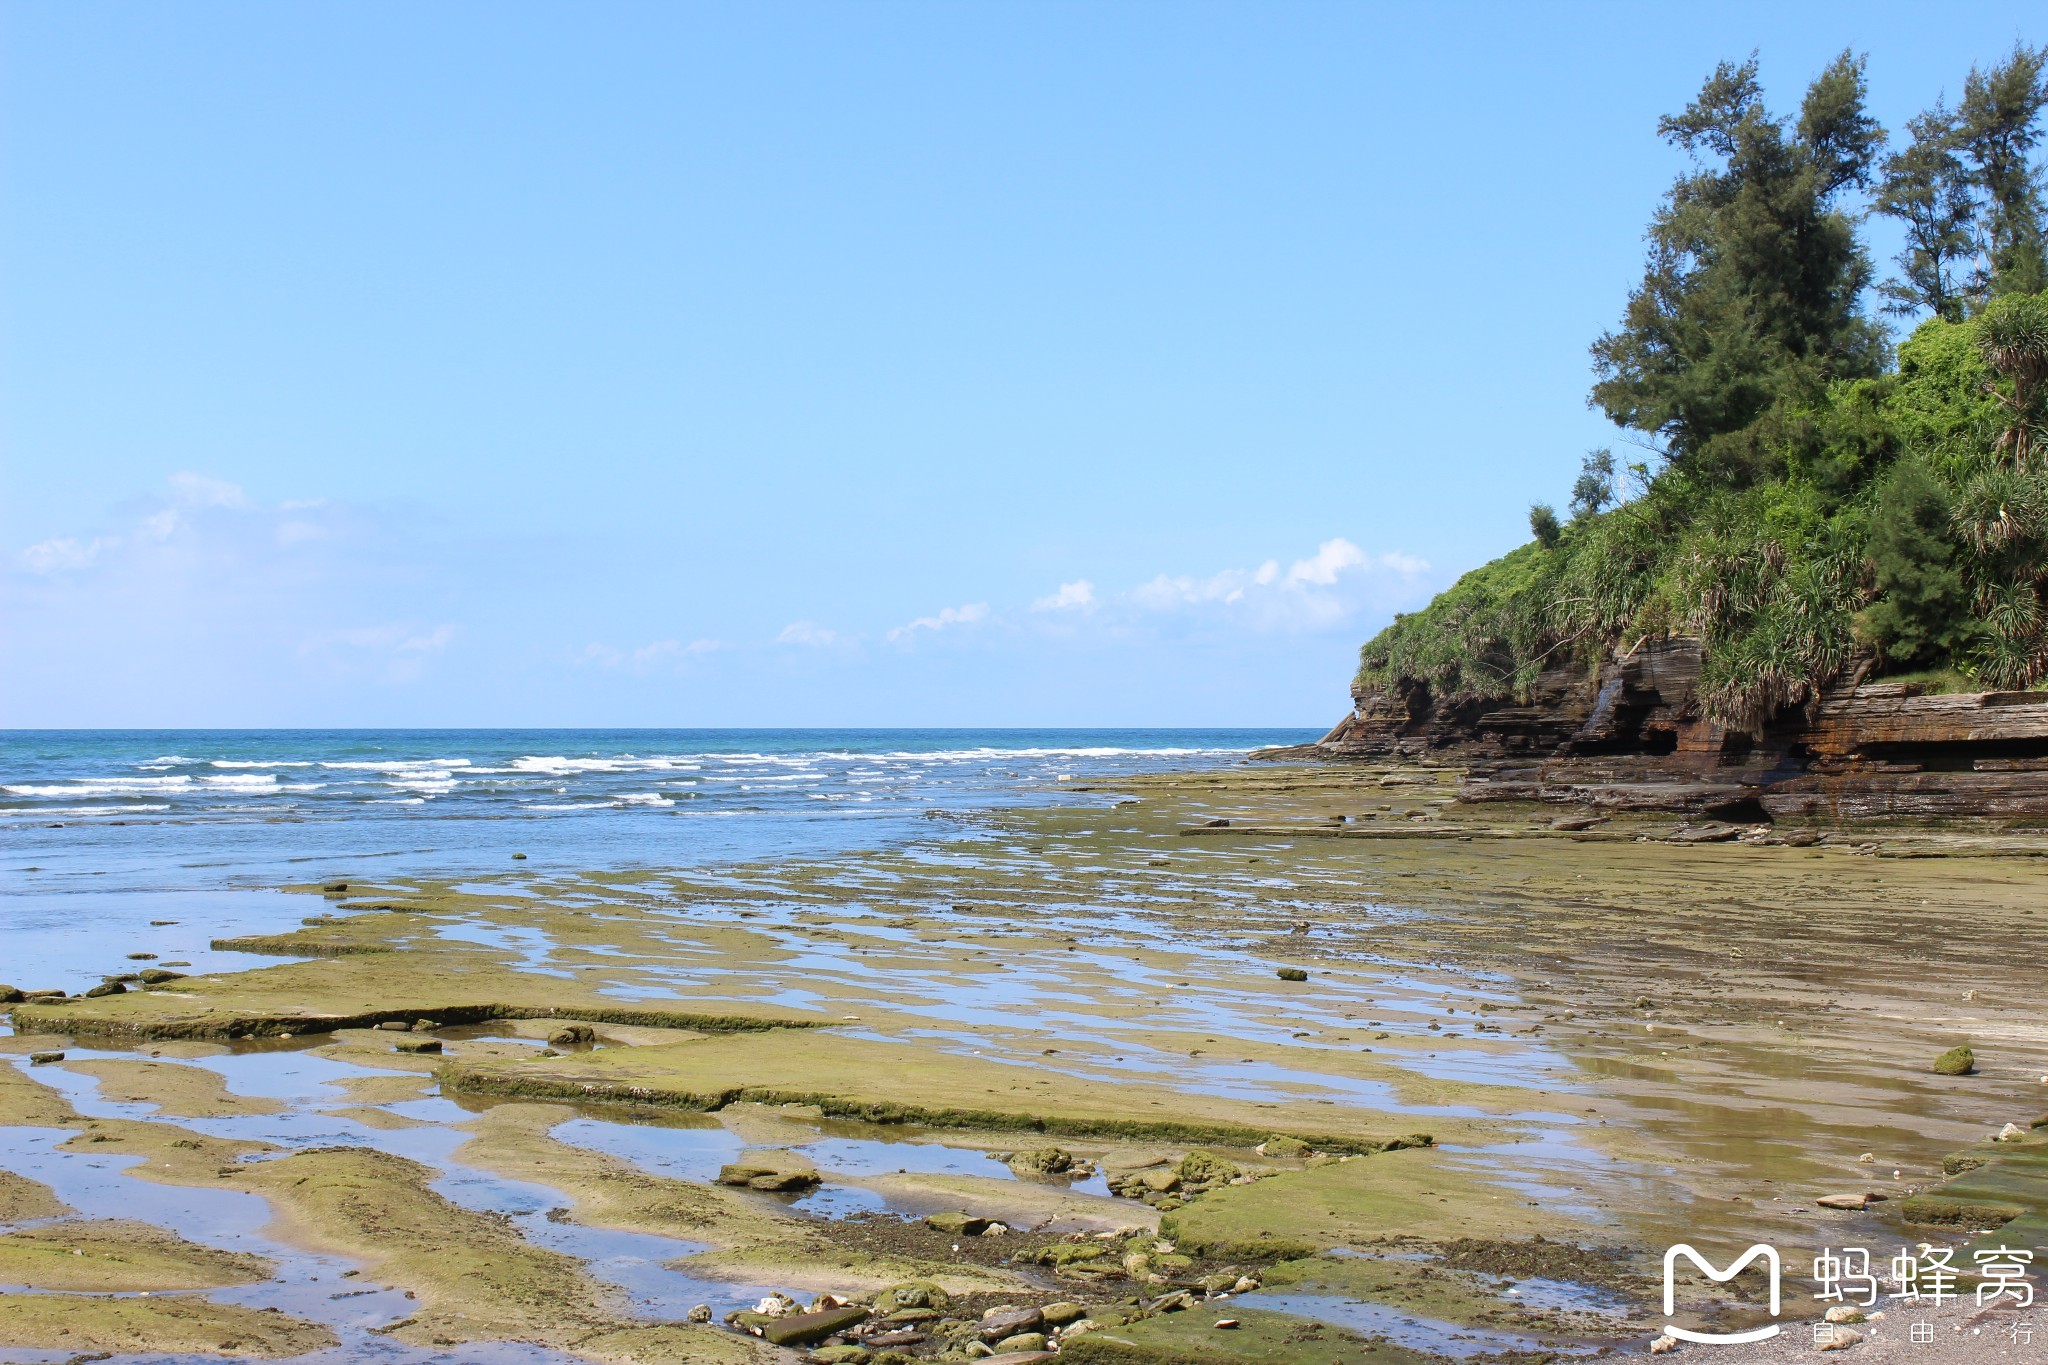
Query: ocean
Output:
[[0, 727, 1311, 892]]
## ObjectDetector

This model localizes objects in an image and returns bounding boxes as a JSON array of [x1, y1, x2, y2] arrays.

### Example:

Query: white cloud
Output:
[[777, 620, 839, 646], [167, 471, 250, 509], [21, 536, 110, 574], [585, 637, 730, 670], [1284, 537, 1369, 586], [1089, 537, 1431, 635], [887, 601, 989, 642], [1031, 579, 1097, 612]]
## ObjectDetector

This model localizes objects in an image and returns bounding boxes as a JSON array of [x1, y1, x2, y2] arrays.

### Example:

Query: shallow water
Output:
[[1237, 1291, 1598, 1358]]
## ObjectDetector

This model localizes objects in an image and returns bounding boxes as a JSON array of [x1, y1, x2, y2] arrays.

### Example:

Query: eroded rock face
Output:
[[1288, 638, 2048, 819]]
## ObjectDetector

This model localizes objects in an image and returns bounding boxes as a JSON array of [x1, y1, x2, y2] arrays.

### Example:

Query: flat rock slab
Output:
[[758, 1305, 869, 1347]]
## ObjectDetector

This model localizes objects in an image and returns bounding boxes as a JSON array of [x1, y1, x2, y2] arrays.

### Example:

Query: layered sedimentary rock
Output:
[[1287, 638, 2048, 821]]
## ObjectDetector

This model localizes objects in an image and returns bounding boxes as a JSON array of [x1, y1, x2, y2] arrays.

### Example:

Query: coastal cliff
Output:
[[1283, 638, 2048, 822]]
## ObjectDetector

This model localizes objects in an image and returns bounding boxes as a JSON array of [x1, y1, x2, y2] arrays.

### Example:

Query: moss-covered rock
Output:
[[1934, 1045, 1976, 1075]]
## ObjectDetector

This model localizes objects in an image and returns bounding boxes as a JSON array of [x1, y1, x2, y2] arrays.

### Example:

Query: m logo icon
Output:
[[1662, 1244, 1782, 1344]]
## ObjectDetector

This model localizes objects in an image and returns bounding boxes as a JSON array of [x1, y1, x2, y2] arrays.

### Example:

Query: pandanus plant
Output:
[[1977, 293, 2048, 468]]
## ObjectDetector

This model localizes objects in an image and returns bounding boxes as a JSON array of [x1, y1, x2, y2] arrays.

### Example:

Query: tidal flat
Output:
[[4, 761, 2046, 1364]]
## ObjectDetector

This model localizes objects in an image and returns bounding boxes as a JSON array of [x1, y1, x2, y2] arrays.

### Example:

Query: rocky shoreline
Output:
[[1271, 639, 2048, 824]]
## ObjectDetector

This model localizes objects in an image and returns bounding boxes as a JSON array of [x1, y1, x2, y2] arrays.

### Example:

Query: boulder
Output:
[[1824, 1306, 1867, 1324], [549, 1024, 597, 1046], [1257, 1136, 1310, 1158], [1040, 1303, 1085, 1327], [1275, 967, 1309, 982], [0, 985, 21, 1003], [924, 1211, 991, 1236], [1008, 1146, 1075, 1176], [28, 1051, 64, 1065], [1816, 1193, 1869, 1210], [1934, 1046, 1976, 1076], [83, 981, 126, 998], [137, 969, 186, 985], [686, 1304, 712, 1323], [717, 1163, 820, 1192], [994, 1334, 1048, 1353], [1818, 1327, 1865, 1351], [1177, 1149, 1240, 1188], [375, 1021, 412, 1032], [393, 1037, 442, 1054]]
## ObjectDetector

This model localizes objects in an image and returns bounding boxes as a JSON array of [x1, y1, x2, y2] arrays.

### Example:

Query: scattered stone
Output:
[[978, 1354, 1057, 1365], [82, 981, 126, 998], [125, 952, 157, 960], [924, 1211, 991, 1236], [865, 1329, 926, 1348], [1275, 967, 1309, 982], [0, 986, 22, 1003], [29, 1051, 64, 1065], [548, 1024, 596, 1046], [1817, 1193, 1869, 1210], [410, 1019, 440, 1032], [1040, 1303, 1085, 1327], [375, 1021, 412, 1032], [1996, 1122, 2027, 1141], [812, 1346, 871, 1364], [1650, 1335, 1678, 1354], [1817, 1326, 1865, 1351], [1933, 1045, 1976, 1076], [321, 881, 348, 892], [994, 1333, 1048, 1353], [1549, 815, 1603, 831], [1200, 818, 1230, 827], [687, 1304, 712, 1323], [511, 852, 528, 860], [1667, 822, 1740, 843], [1857, 1152, 1876, 1163], [1824, 1306, 1866, 1324], [137, 969, 186, 984], [149, 919, 179, 925], [393, 1038, 442, 1054], [1212, 1319, 1241, 1330]]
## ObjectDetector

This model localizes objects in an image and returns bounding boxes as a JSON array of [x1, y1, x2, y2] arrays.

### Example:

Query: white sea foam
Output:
[[0, 803, 173, 817], [5, 777, 194, 796]]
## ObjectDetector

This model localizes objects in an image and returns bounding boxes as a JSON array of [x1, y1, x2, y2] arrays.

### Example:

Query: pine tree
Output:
[[1589, 52, 1888, 485]]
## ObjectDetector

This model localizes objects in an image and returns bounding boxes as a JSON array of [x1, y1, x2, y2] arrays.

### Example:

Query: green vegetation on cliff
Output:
[[1361, 48, 2048, 730]]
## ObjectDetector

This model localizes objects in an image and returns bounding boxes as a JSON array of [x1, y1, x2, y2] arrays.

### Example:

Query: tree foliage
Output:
[[1361, 47, 2048, 730], [1589, 52, 1888, 486]]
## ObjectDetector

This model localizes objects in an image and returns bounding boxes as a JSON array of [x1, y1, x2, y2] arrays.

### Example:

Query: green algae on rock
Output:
[[1933, 1045, 1977, 1075]]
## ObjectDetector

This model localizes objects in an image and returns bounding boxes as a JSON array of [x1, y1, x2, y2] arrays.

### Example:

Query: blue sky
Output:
[[3, 2, 2043, 727]]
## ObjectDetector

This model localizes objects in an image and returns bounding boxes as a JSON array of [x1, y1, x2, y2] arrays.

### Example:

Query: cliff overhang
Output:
[[1277, 639, 2048, 822]]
